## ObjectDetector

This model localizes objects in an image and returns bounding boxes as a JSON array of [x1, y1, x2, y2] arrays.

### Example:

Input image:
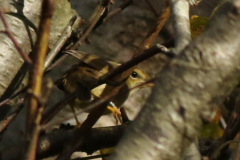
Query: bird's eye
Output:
[[131, 71, 138, 78]]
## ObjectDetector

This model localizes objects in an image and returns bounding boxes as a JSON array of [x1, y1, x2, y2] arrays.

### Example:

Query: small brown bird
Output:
[[55, 50, 153, 125]]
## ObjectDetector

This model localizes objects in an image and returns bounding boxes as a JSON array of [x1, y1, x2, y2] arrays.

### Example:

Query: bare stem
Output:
[[0, 10, 32, 64], [99, 44, 172, 84], [110, 4, 170, 84], [71, 0, 111, 49], [24, 0, 56, 159], [145, 0, 159, 17], [44, 15, 77, 69], [104, 0, 134, 21]]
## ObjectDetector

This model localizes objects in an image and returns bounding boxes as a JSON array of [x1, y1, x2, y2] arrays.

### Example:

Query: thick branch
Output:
[[109, 1, 240, 160], [0, 124, 128, 160], [170, 0, 191, 53]]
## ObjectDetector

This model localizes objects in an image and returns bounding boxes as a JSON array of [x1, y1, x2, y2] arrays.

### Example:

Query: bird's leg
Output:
[[69, 103, 81, 127], [107, 102, 122, 125]]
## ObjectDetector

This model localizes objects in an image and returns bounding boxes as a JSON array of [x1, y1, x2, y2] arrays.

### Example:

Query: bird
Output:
[[55, 50, 153, 125]]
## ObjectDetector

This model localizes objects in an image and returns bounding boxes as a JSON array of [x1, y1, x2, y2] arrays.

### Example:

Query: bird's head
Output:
[[126, 68, 154, 95]]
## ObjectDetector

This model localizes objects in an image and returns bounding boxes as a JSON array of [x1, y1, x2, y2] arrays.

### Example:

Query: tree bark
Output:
[[0, 0, 77, 97], [109, 1, 240, 160]]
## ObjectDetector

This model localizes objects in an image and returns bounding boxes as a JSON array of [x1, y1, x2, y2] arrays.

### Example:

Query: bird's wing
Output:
[[54, 64, 79, 91], [91, 84, 107, 98], [63, 50, 117, 74]]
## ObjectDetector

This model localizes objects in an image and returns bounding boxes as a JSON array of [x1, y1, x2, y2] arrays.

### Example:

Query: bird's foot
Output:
[[107, 103, 122, 125]]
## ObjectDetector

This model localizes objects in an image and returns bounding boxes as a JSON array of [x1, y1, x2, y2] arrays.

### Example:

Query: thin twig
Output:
[[104, 0, 134, 22], [0, 86, 28, 107], [81, 0, 111, 42], [0, 10, 32, 64], [136, 4, 170, 55], [99, 44, 172, 84], [108, 4, 170, 84], [44, 15, 77, 69], [41, 94, 110, 129], [145, 0, 159, 17], [41, 93, 76, 125], [24, 0, 56, 159], [71, 0, 112, 49], [0, 103, 24, 133], [0, 79, 53, 134], [44, 54, 69, 74]]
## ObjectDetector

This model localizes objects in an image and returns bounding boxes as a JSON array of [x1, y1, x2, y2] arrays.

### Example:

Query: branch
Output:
[[145, 0, 159, 17], [108, 1, 240, 160], [0, 124, 128, 160], [169, 0, 200, 53], [24, 0, 56, 159], [104, 0, 134, 21], [98, 44, 172, 84], [169, 0, 191, 53], [0, 103, 24, 134], [108, 3, 170, 85], [44, 15, 77, 69], [71, 0, 112, 49]]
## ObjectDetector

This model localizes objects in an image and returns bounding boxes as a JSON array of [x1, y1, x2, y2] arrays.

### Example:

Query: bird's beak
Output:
[[144, 81, 154, 87], [147, 82, 154, 87], [140, 79, 154, 88]]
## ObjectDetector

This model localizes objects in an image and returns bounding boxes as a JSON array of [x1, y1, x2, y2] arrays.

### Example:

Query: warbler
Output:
[[55, 50, 153, 125]]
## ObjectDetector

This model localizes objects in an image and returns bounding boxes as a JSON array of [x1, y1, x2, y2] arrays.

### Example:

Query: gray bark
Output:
[[0, 0, 77, 97], [109, 1, 240, 160], [170, 0, 191, 54]]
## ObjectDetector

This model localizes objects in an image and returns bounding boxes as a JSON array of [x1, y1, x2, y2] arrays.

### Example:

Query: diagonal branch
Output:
[[71, 0, 112, 50], [108, 3, 170, 85], [0, 10, 32, 64], [104, 0, 134, 22], [44, 15, 77, 69]]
